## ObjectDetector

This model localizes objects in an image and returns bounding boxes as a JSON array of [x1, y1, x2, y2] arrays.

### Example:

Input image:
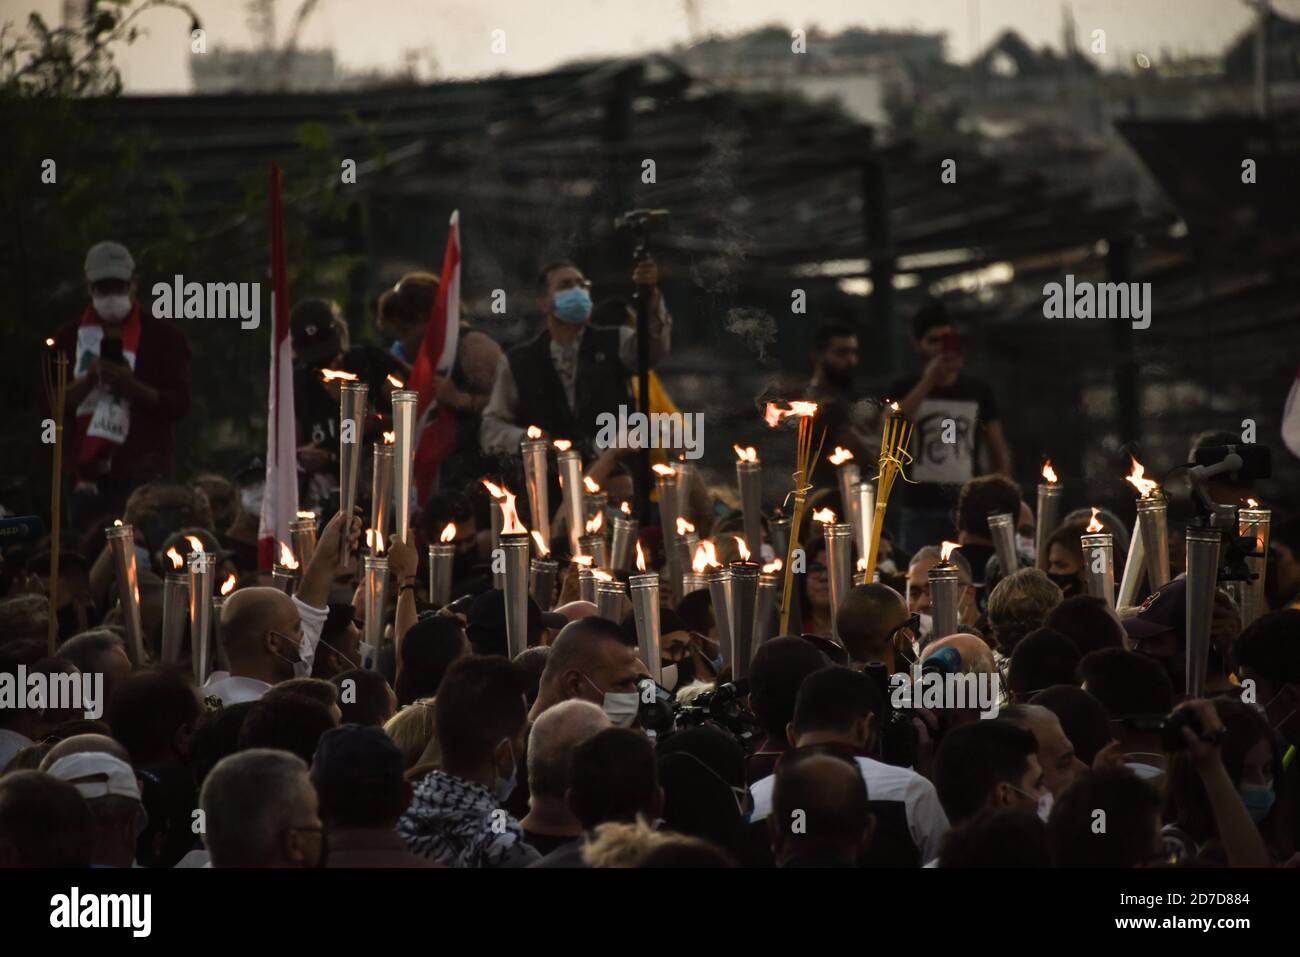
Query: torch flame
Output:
[[1086, 508, 1104, 533], [734, 445, 758, 463], [585, 511, 604, 534], [1246, 498, 1259, 508], [531, 530, 550, 556], [552, 439, 572, 452], [635, 542, 647, 572], [735, 536, 751, 561], [829, 447, 854, 465], [220, 574, 236, 596], [764, 400, 819, 428], [185, 535, 205, 554], [1042, 459, 1058, 484], [383, 431, 395, 445], [166, 547, 183, 570], [620, 501, 632, 515], [365, 529, 385, 554], [296, 509, 315, 520], [45, 337, 55, 347], [812, 507, 837, 524], [676, 516, 695, 535], [574, 554, 593, 568], [592, 569, 614, 582], [113, 519, 123, 527], [526, 425, 543, 439], [692, 541, 721, 573], [584, 476, 600, 494], [857, 557, 868, 572], [481, 479, 505, 500], [652, 463, 675, 477], [387, 374, 404, 388], [440, 522, 457, 543], [1125, 456, 1159, 499], [762, 557, 783, 574], [941, 541, 959, 561], [492, 482, 526, 535], [889, 401, 901, 413], [320, 368, 358, 382], [279, 541, 300, 568]]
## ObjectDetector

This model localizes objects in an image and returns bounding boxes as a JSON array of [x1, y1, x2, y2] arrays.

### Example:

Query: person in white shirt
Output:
[[202, 509, 359, 707], [748, 666, 949, 867]]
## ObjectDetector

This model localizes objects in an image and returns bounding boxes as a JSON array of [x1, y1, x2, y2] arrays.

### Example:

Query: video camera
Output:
[[638, 679, 761, 750], [1183, 445, 1272, 585]]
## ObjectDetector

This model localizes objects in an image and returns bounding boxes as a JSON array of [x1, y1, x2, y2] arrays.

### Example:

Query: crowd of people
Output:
[[2, 239, 1299, 869]]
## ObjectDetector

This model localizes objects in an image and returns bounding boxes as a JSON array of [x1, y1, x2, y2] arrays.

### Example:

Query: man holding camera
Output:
[[52, 241, 192, 530], [480, 258, 671, 457]]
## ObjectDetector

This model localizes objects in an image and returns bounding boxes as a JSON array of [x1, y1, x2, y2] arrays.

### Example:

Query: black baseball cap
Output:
[[466, 590, 566, 655], [290, 299, 346, 367], [1122, 578, 1185, 641]]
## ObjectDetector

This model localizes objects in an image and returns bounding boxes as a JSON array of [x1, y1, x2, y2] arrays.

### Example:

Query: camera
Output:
[[863, 661, 917, 769], [670, 681, 760, 748]]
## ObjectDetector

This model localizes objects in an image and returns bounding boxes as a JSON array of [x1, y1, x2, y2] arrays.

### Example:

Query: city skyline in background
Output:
[[13, 0, 1292, 93]]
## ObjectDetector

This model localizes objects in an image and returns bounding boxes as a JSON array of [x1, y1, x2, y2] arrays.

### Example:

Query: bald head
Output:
[[836, 583, 908, 664], [39, 733, 131, 771], [769, 752, 871, 864], [924, 633, 996, 677], [533, 617, 643, 717], [527, 699, 611, 798], [999, 704, 1087, 796], [220, 587, 299, 670]]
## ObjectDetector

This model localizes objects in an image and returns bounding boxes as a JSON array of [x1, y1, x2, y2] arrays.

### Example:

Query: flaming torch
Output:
[[161, 547, 189, 667], [929, 541, 962, 641], [211, 573, 236, 673], [729, 536, 761, 680], [609, 500, 637, 573], [390, 390, 417, 545], [557, 445, 586, 557], [361, 556, 389, 670], [428, 522, 455, 607], [482, 479, 511, 590], [1126, 456, 1169, 599], [371, 432, 395, 554], [753, 558, 783, 652], [290, 510, 318, 567], [1184, 526, 1222, 698], [630, 543, 662, 686], [673, 516, 699, 599], [521, 426, 552, 549], [654, 463, 682, 603], [765, 400, 824, 633], [530, 530, 559, 611], [862, 401, 911, 586], [829, 447, 865, 560], [820, 510, 853, 644], [1238, 501, 1271, 628], [584, 476, 608, 529], [337, 380, 369, 568], [187, 541, 215, 685], [579, 511, 608, 570], [105, 521, 147, 667], [575, 555, 596, 604], [694, 541, 734, 672], [272, 541, 300, 594], [1080, 508, 1115, 609], [734, 445, 763, 560], [595, 576, 626, 622], [499, 493, 532, 659], [1036, 459, 1062, 570]]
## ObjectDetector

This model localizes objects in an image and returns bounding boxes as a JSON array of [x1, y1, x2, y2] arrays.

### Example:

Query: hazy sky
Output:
[[13, 0, 1290, 93]]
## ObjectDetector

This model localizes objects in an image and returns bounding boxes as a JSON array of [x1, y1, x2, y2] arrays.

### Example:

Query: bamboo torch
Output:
[[42, 339, 67, 655], [862, 401, 912, 586], [764, 401, 824, 635]]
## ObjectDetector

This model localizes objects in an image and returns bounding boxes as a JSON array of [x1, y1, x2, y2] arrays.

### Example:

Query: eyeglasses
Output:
[[886, 613, 922, 647]]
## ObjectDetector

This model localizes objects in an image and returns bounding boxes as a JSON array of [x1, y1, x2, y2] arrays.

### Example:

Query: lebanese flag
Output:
[[258, 163, 300, 571], [1284, 363, 1300, 460], [408, 210, 461, 505]]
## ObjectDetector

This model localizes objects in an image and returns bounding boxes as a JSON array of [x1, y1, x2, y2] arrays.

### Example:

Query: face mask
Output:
[[918, 612, 934, 637], [667, 655, 695, 688], [133, 546, 153, 572], [240, 485, 264, 515], [1017, 534, 1036, 557], [494, 740, 518, 802], [1047, 572, 1080, 597], [553, 287, 593, 325], [270, 630, 309, 679], [1036, 790, 1054, 823], [93, 294, 132, 322], [585, 674, 639, 728], [1239, 782, 1275, 823]]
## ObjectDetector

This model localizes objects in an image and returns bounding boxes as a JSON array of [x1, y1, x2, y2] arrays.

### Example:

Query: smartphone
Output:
[[941, 330, 961, 356], [100, 338, 125, 363]]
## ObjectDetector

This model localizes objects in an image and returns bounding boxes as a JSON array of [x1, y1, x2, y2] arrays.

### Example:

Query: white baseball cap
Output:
[[47, 751, 142, 802], [84, 241, 135, 283]]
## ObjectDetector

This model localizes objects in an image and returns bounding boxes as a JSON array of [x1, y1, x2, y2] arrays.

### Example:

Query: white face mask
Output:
[[918, 612, 934, 637], [585, 674, 639, 728], [93, 293, 132, 322], [1016, 533, 1035, 557], [240, 485, 264, 515], [1036, 790, 1053, 823]]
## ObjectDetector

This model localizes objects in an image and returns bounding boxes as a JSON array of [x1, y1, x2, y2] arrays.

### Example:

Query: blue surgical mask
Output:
[[1239, 782, 1275, 823], [553, 287, 592, 325]]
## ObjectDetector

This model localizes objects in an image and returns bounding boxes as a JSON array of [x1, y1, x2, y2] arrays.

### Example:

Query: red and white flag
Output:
[[258, 163, 299, 570], [408, 210, 461, 505]]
